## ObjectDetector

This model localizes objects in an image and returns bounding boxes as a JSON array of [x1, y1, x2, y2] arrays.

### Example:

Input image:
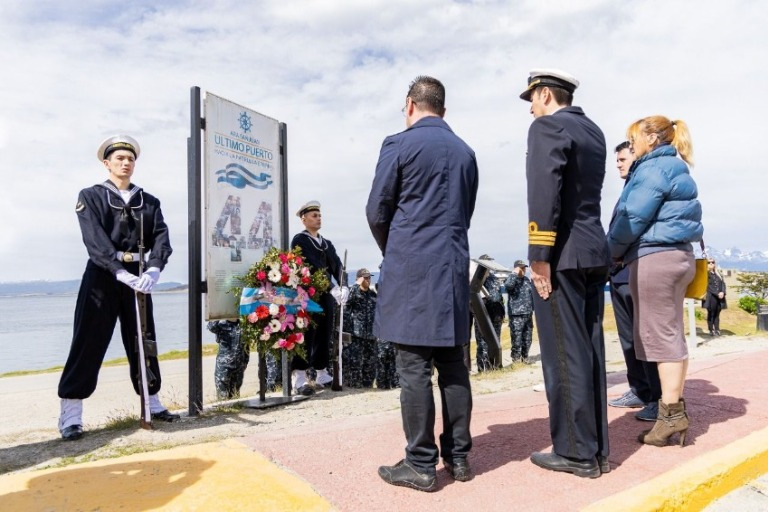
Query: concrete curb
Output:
[[582, 426, 768, 512]]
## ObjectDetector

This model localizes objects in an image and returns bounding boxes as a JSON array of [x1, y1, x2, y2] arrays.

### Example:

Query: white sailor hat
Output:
[[296, 200, 321, 217], [519, 68, 580, 101], [97, 134, 141, 161]]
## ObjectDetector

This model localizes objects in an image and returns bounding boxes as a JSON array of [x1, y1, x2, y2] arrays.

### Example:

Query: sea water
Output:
[[0, 292, 216, 374]]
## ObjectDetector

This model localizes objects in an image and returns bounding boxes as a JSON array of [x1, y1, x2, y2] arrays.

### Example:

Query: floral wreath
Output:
[[238, 246, 331, 358]]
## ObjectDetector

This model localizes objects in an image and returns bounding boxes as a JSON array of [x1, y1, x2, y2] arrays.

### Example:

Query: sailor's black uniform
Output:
[[290, 231, 342, 372], [526, 107, 611, 462], [58, 181, 172, 399]]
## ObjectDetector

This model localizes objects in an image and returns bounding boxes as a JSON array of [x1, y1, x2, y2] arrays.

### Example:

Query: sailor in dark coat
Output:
[[290, 200, 346, 395], [58, 135, 176, 441], [368, 76, 478, 491], [520, 70, 611, 478]]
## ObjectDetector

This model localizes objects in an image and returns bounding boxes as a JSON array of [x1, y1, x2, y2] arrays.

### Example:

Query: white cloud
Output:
[[1, 0, 767, 283]]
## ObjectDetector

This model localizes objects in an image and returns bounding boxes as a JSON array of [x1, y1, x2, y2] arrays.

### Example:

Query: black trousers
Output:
[[706, 297, 722, 332], [58, 261, 162, 399], [396, 344, 472, 472], [534, 267, 609, 461], [610, 281, 661, 403], [292, 292, 335, 371]]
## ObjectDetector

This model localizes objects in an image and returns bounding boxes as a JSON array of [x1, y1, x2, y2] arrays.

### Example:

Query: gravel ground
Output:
[[2, 332, 767, 476]]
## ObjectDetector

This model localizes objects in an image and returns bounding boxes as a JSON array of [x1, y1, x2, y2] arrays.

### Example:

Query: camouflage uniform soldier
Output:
[[474, 256, 505, 371], [504, 260, 535, 362], [343, 268, 378, 388], [207, 320, 250, 399], [265, 352, 282, 391], [376, 340, 399, 389]]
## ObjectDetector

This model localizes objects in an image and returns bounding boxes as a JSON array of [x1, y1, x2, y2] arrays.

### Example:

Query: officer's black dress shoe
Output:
[[443, 457, 474, 481], [296, 385, 315, 396], [61, 424, 83, 441], [378, 459, 437, 492], [597, 456, 610, 474], [151, 410, 180, 422], [530, 451, 601, 479]]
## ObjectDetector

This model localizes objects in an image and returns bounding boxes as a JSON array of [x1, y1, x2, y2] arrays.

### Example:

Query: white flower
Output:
[[268, 269, 281, 283], [259, 331, 271, 341], [269, 303, 280, 316], [287, 274, 299, 287], [295, 317, 306, 329], [269, 319, 281, 332]]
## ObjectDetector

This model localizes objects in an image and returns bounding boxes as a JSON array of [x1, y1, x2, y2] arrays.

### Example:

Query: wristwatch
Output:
[[122, 252, 134, 262]]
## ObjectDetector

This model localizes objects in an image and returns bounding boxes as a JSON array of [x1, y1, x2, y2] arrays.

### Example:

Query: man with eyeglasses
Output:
[[367, 75, 478, 492]]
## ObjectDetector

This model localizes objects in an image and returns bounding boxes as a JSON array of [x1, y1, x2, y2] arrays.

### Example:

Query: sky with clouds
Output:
[[1, 0, 766, 284]]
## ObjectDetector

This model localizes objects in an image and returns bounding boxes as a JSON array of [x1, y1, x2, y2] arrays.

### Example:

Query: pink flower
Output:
[[279, 253, 288, 263], [295, 333, 304, 344], [247, 312, 259, 323], [296, 257, 303, 265], [256, 270, 266, 281], [308, 286, 316, 297], [281, 263, 290, 274]]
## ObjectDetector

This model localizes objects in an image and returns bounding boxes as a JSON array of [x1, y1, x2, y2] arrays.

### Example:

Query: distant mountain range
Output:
[[705, 247, 768, 271], [0, 280, 186, 297]]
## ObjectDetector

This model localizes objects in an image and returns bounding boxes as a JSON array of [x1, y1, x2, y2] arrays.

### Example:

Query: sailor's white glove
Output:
[[330, 285, 349, 305], [135, 267, 161, 293], [116, 270, 140, 288]]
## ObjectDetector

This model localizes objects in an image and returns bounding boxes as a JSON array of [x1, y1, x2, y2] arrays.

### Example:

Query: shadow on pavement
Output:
[[0, 458, 214, 510], [0, 410, 267, 474]]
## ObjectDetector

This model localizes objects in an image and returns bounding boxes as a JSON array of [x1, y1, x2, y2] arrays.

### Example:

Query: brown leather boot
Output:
[[638, 400, 689, 447]]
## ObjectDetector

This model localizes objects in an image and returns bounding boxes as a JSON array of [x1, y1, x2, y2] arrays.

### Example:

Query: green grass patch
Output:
[[0, 344, 219, 378]]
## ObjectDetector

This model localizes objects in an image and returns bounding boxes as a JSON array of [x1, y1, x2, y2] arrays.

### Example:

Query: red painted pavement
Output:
[[239, 349, 768, 512]]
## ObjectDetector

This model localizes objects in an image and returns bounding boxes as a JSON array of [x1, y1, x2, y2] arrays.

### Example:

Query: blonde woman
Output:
[[607, 116, 703, 447]]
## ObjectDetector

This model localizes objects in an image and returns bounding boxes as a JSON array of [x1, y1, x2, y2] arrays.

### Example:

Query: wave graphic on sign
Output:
[[215, 163, 273, 189]]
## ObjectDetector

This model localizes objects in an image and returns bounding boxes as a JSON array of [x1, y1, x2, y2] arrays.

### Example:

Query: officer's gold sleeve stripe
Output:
[[528, 221, 556, 246], [529, 239, 556, 247]]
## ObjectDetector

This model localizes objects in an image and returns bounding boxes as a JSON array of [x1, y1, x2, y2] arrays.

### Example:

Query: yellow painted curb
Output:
[[0, 439, 334, 512], [582, 426, 768, 512]]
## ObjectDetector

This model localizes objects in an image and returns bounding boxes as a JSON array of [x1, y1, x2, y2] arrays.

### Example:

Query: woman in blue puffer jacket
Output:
[[607, 115, 703, 448]]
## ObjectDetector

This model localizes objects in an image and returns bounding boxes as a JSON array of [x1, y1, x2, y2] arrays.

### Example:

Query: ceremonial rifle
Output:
[[134, 213, 158, 429], [331, 249, 347, 391]]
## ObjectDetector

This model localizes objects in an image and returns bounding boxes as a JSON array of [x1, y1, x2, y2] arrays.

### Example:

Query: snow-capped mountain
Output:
[[704, 246, 768, 271]]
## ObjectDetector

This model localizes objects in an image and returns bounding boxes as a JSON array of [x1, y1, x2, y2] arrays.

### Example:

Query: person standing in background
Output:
[[704, 259, 727, 336], [504, 260, 534, 364], [474, 255, 505, 371], [343, 268, 378, 388]]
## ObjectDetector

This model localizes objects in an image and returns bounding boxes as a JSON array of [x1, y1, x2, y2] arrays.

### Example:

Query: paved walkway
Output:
[[3, 348, 768, 511]]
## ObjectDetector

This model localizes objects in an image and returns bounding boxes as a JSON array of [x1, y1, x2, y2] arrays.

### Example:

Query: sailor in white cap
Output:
[[57, 134, 178, 440], [520, 69, 613, 477], [291, 200, 348, 395]]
